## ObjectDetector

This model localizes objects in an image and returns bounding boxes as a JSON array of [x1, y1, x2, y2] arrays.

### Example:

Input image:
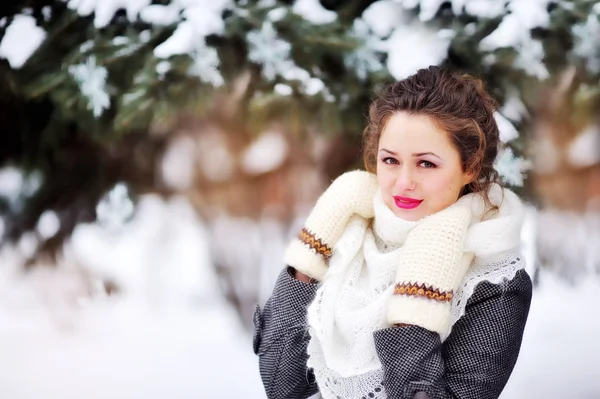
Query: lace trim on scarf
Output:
[[307, 247, 525, 399]]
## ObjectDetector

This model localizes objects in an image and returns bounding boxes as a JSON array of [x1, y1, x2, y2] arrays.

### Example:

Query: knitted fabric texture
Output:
[[306, 184, 526, 399], [387, 205, 474, 335], [283, 170, 378, 281]]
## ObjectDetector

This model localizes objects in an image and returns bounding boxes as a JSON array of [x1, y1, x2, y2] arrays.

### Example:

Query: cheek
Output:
[[377, 177, 388, 198], [376, 167, 392, 190], [426, 173, 463, 203]]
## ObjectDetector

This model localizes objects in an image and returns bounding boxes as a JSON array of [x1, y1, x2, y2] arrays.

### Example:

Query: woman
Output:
[[253, 66, 532, 399]]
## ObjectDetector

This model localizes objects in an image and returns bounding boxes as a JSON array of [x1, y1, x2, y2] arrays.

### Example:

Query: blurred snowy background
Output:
[[0, 0, 599, 398]]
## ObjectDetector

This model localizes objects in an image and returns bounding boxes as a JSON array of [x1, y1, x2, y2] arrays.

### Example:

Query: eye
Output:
[[382, 157, 399, 165], [418, 160, 437, 168]]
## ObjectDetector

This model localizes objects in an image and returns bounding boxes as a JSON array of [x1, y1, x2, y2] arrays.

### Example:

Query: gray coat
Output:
[[253, 258, 532, 399]]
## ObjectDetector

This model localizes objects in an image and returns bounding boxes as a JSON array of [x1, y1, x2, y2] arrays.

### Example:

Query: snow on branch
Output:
[[68, 56, 111, 118], [0, 14, 46, 68]]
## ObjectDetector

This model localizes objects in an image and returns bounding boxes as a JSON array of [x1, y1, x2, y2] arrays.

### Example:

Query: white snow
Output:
[[241, 131, 289, 175], [480, 0, 551, 79], [397, 0, 420, 9], [0, 167, 25, 203], [37, 210, 60, 240], [17, 232, 38, 259], [22, 170, 43, 197], [156, 61, 171, 77], [208, 214, 291, 307], [179, 0, 230, 40], [482, 0, 550, 49], [363, 1, 408, 38], [567, 124, 600, 168], [67, 0, 151, 28], [501, 270, 600, 399], [42, 6, 52, 21], [282, 66, 327, 96], [0, 14, 46, 69], [496, 207, 600, 399], [513, 39, 549, 80], [0, 167, 43, 211], [188, 46, 225, 86], [535, 210, 600, 276], [245, 20, 328, 93], [494, 146, 531, 187], [267, 7, 288, 22], [495, 111, 520, 143], [95, 183, 135, 230], [70, 194, 212, 299], [274, 83, 293, 96], [572, 11, 600, 73], [292, 0, 337, 24], [345, 19, 387, 81], [149, 0, 230, 84], [152, 0, 230, 57], [246, 21, 293, 81], [386, 22, 451, 80], [109, 36, 141, 57], [0, 299, 263, 399], [393, 0, 507, 20], [500, 93, 529, 122], [153, 22, 196, 57], [463, 0, 506, 19], [417, 0, 446, 21], [68, 56, 111, 118], [139, 4, 180, 26], [0, 194, 265, 399], [304, 77, 326, 95]]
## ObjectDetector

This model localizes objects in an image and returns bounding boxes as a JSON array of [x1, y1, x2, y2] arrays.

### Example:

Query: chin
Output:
[[386, 203, 424, 221], [393, 210, 423, 221]]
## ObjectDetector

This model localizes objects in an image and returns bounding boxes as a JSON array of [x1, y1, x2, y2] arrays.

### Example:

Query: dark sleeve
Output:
[[253, 267, 320, 399], [373, 269, 533, 399]]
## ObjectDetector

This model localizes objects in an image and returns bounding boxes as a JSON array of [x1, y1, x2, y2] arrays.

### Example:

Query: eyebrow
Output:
[[413, 152, 442, 160], [379, 148, 443, 160]]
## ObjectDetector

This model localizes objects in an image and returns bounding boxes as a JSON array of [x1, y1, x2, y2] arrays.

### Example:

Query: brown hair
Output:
[[363, 66, 501, 213]]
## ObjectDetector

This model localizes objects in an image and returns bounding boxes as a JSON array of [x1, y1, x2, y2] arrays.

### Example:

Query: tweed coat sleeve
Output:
[[253, 267, 319, 399], [254, 267, 532, 399], [374, 268, 533, 399]]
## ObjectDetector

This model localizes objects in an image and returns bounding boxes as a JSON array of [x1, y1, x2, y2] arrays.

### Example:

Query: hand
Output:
[[284, 170, 378, 281], [387, 204, 474, 337]]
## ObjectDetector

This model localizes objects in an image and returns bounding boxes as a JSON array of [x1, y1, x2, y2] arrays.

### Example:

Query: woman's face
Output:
[[376, 111, 473, 221]]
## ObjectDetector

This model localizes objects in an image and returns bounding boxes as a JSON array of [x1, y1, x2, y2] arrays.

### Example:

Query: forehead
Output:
[[379, 112, 453, 150]]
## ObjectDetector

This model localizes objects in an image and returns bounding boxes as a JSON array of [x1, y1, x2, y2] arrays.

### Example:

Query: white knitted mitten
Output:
[[284, 170, 378, 281], [387, 205, 474, 337]]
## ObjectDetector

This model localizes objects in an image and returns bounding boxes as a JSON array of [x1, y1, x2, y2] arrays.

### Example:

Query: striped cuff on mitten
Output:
[[387, 282, 454, 337], [283, 227, 332, 281]]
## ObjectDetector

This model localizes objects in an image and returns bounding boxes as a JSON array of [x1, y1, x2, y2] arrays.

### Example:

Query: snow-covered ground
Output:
[[0, 296, 264, 399], [502, 270, 600, 399], [0, 194, 265, 399]]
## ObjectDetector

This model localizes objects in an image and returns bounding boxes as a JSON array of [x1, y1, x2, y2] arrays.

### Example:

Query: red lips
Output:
[[393, 196, 423, 210]]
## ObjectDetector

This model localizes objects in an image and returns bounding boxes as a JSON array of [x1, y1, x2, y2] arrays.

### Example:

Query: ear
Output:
[[461, 170, 476, 187]]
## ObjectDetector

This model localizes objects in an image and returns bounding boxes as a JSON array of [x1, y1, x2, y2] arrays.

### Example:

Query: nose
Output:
[[395, 165, 416, 192]]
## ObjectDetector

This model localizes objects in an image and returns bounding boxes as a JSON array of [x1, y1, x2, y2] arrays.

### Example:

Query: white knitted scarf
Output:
[[306, 184, 526, 399]]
